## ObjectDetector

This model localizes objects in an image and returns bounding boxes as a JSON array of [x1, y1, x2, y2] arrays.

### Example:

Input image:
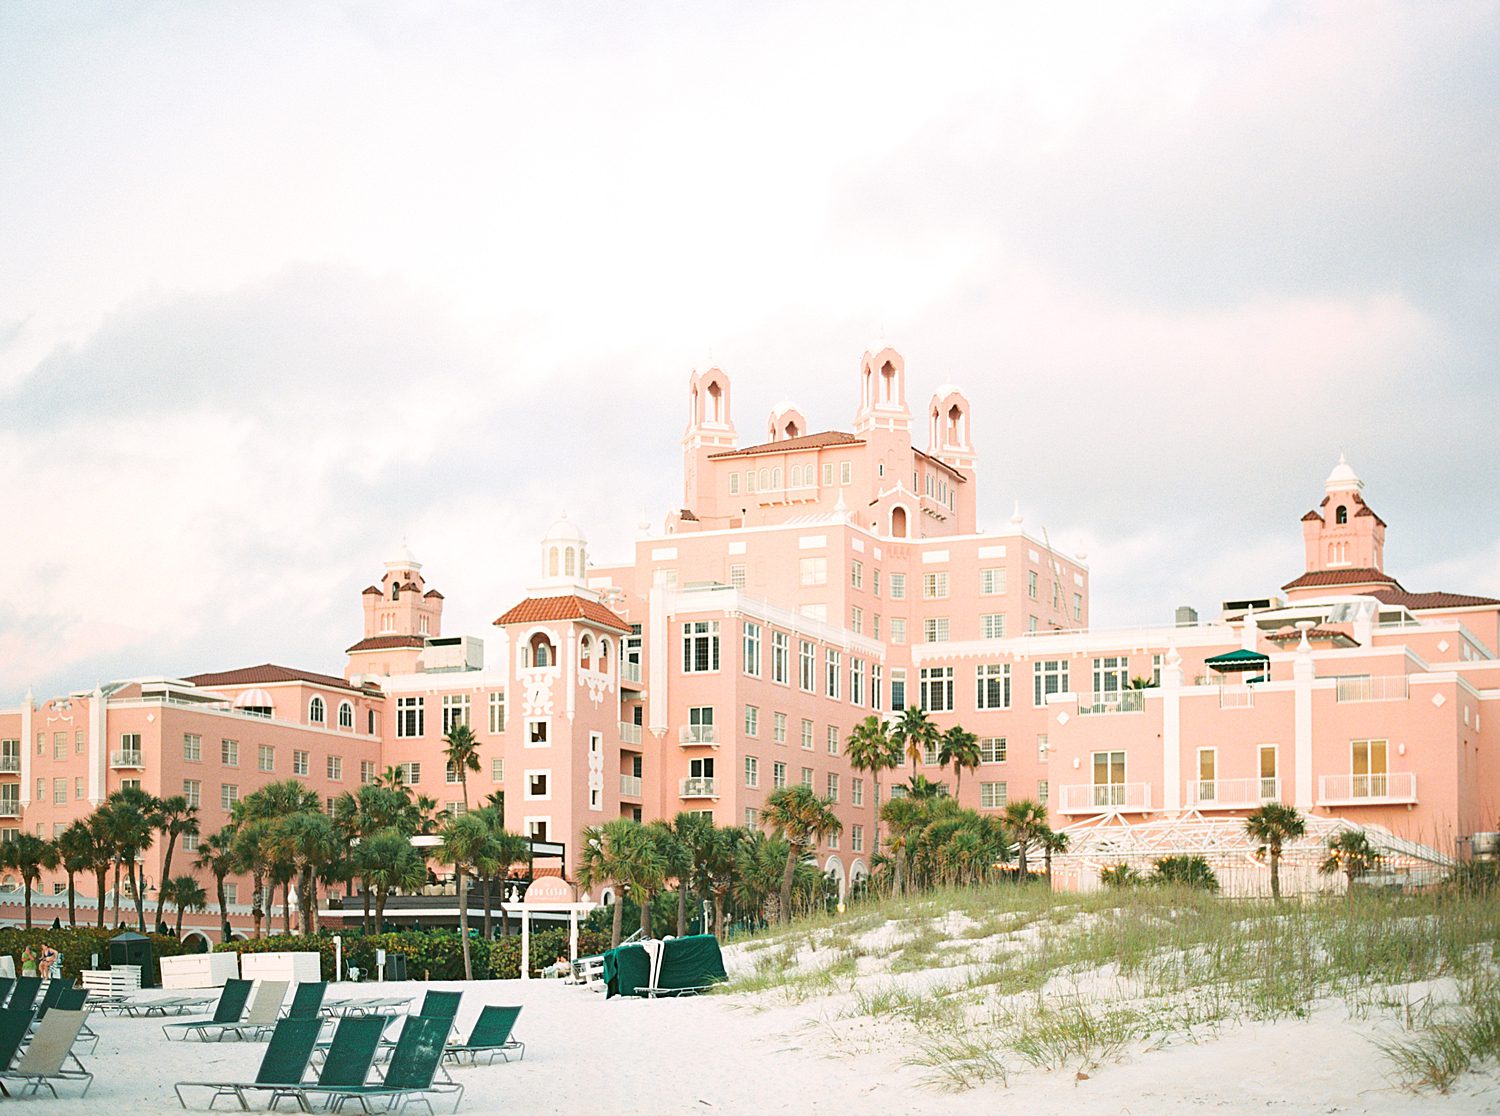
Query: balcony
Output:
[[1077, 690, 1145, 715], [1334, 675, 1409, 703], [1185, 777, 1281, 809], [0, 757, 19, 774], [619, 774, 643, 797], [679, 725, 720, 747], [110, 750, 145, 769], [619, 721, 642, 746], [1317, 772, 1417, 806], [621, 661, 642, 687], [1056, 782, 1153, 815], [1219, 687, 1253, 710], [0, 802, 18, 819], [679, 777, 718, 799]]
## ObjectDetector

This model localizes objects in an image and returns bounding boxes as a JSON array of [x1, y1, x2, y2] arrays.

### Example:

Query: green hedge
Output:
[[0, 927, 187, 983], [214, 931, 492, 981], [490, 929, 610, 979]]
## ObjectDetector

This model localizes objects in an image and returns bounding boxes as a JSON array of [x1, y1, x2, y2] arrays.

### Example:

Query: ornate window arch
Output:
[[337, 701, 354, 729], [309, 696, 326, 724]]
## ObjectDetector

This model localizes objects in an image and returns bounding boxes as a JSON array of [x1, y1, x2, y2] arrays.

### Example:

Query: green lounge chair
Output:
[[0, 1008, 92, 1098], [162, 978, 253, 1041], [0, 1009, 32, 1074], [283, 1014, 389, 1110], [7, 977, 42, 1014], [443, 1004, 524, 1064], [298, 1015, 460, 1115], [174, 1015, 322, 1111], [286, 981, 328, 1021], [33, 977, 76, 1020]]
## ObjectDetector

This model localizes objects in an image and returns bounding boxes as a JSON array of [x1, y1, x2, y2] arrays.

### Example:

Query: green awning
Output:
[[1204, 648, 1270, 673]]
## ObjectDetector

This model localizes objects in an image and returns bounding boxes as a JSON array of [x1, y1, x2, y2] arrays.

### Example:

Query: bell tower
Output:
[[682, 368, 737, 516], [1301, 454, 1387, 573]]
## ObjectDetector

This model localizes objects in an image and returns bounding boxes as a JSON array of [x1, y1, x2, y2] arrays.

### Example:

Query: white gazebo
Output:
[[501, 876, 596, 980]]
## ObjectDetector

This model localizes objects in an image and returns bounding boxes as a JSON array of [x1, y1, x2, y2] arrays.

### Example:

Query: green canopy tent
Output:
[[603, 935, 727, 999], [1203, 648, 1270, 685]]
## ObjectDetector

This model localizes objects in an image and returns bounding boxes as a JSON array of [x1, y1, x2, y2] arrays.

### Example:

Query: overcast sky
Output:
[[3, 1, 1498, 702]]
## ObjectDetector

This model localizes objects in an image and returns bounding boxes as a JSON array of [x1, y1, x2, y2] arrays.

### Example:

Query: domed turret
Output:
[[541, 514, 589, 584], [1324, 452, 1363, 494]]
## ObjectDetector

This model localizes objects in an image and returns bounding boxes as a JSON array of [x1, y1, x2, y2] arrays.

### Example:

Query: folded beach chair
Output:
[[7, 977, 42, 1015], [219, 980, 289, 1042], [162, 978, 253, 1041], [0, 1008, 92, 1098], [173, 1015, 322, 1111], [287, 981, 328, 1021], [443, 1004, 524, 1064], [298, 1015, 461, 1115]]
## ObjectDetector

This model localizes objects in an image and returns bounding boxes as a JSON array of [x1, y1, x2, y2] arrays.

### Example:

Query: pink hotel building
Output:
[[3, 349, 1497, 929]]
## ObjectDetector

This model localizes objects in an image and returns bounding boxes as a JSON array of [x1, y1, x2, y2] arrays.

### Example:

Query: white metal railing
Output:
[[0, 802, 17, 818], [1077, 690, 1145, 715], [1219, 687, 1253, 709], [619, 721, 642, 745], [679, 724, 719, 746], [621, 661, 642, 684], [1317, 772, 1417, 804], [619, 774, 643, 797], [0, 757, 19, 774], [1185, 777, 1281, 808], [1056, 782, 1152, 814], [110, 750, 144, 768], [679, 777, 718, 798], [1334, 675, 1409, 703]]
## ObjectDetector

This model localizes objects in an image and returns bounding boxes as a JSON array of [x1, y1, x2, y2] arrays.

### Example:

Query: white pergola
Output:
[[500, 876, 596, 981]]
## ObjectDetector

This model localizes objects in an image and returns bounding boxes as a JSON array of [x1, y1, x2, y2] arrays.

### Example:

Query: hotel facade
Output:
[[3, 348, 1497, 930]]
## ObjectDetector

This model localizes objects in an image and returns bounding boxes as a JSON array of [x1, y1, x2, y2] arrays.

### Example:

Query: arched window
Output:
[[548, 548, 560, 577], [391, 582, 400, 601], [771, 467, 782, 488], [338, 701, 354, 729], [529, 632, 555, 669], [309, 696, 326, 724], [758, 468, 770, 490], [891, 506, 908, 538], [1335, 505, 1348, 525], [565, 547, 576, 577], [579, 634, 593, 670], [598, 638, 610, 672]]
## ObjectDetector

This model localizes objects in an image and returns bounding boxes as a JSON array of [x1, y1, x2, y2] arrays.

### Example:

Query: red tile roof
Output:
[[912, 447, 967, 481], [1300, 509, 1323, 522], [493, 595, 633, 632], [1266, 626, 1358, 645], [1281, 567, 1401, 591], [423, 589, 444, 599], [345, 635, 427, 654], [361, 585, 383, 596], [1355, 504, 1388, 526], [1371, 589, 1500, 611], [186, 663, 366, 693], [707, 431, 864, 459]]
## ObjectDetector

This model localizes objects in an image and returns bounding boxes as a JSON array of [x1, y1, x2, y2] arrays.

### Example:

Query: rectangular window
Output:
[[851, 659, 865, 706], [1259, 745, 1278, 799], [852, 777, 864, 806], [890, 618, 907, 644], [1038, 779, 1049, 805], [1196, 748, 1217, 801], [293, 750, 309, 777], [923, 617, 949, 643], [118, 732, 141, 761], [801, 719, 814, 750], [773, 761, 787, 789], [980, 782, 1008, 809], [872, 663, 882, 710], [686, 707, 715, 745], [397, 696, 425, 738], [1073, 594, 1083, 621], [74, 777, 83, 799], [980, 737, 1007, 764], [826, 772, 839, 801], [919, 667, 954, 713], [801, 767, 814, 788], [1028, 615, 1039, 633], [220, 739, 239, 767], [258, 744, 275, 772], [981, 614, 1006, 640], [890, 669, 907, 712], [730, 563, 747, 589], [1092, 751, 1126, 806], [527, 771, 550, 799], [399, 761, 422, 784], [890, 572, 906, 600], [492, 757, 505, 782], [489, 690, 507, 734], [182, 779, 201, 808], [49, 732, 65, 760], [744, 705, 759, 736], [1092, 656, 1130, 697], [74, 730, 84, 755], [771, 631, 790, 684], [327, 755, 343, 781], [826, 724, 839, 755], [922, 572, 949, 599], [822, 462, 833, 486], [976, 664, 1011, 709], [872, 614, 880, 639], [742, 621, 762, 677], [744, 756, 759, 788], [1033, 660, 1070, 706], [52, 777, 66, 805], [800, 556, 829, 588], [1351, 739, 1389, 796], [872, 569, 881, 596], [729, 472, 740, 495], [183, 734, 201, 762], [682, 620, 721, 673], [799, 641, 816, 692], [825, 649, 841, 699], [850, 560, 863, 589], [1037, 734, 1049, 762], [442, 694, 471, 733], [361, 760, 377, 784], [182, 832, 198, 851], [850, 605, 863, 634], [980, 567, 1006, 595], [527, 719, 550, 747], [220, 783, 240, 810], [840, 461, 852, 485], [744, 807, 758, 829], [1028, 570, 1039, 599], [852, 824, 864, 852], [773, 712, 787, 743]]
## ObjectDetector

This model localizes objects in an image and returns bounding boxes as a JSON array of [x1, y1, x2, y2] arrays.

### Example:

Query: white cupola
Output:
[[540, 514, 589, 588]]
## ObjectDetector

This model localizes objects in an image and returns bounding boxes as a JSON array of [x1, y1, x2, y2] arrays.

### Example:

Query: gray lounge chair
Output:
[[0, 1008, 92, 1098]]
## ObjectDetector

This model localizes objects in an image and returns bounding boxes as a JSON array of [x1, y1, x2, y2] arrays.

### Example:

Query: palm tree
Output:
[[938, 725, 981, 796], [1040, 825, 1069, 886], [102, 786, 158, 931], [634, 821, 679, 938], [668, 813, 712, 936], [164, 875, 207, 937], [1244, 803, 1306, 901], [153, 795, 199, 932], [237, 780, 320, 934], [85, 811, 114, 929], [846, 715, 899, 856], [269, 811, 337, 934], [442, 723, 482, 810], [891, 706, 939, 779], [905, 774, 948, 799], [577, 818, 645, 948], [701, 826, 745, 939], [760, 786, 843, 924], [56, 821, 94, 928], [357, 828, 427, 931], [1003, 799, 1049, 880], [195, 827, 239, 942], [230, 818, 272, 938], [439, 811, 490, 979], [880, 795, 926, 896], [2, 834, 57, 929], [1321, 829, 1380, 898], [732, 829, 789, 926]]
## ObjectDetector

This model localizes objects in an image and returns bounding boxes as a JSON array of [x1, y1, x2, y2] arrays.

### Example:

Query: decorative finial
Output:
[[1010, 499, 1023, 525]]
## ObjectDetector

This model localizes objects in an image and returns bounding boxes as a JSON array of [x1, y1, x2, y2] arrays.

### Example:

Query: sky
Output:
[[2, 0, 1498, 702]]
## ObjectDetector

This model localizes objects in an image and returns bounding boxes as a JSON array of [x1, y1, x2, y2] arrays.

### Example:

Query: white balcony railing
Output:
[[1219, 687, 1253, 709], [679, 724, 719, 746], [1077, 690, 1145, 715], [1335, 675, 1409, 703], [1056, 782, 1153, 814], [1185, 777, 1281, 808], [110, 750, 144, 769], [621, 661, 642, 685], [1317, 772, 1417, 805], [0, 801, 18, 818], [679, 777, 718, 799], [0, 757, 19, 774], [619, 721, 642, 745], [619, 774, 643, 797]]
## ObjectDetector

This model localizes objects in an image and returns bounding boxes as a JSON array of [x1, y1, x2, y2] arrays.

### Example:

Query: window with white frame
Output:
[[682, 620, 721, 673], [799, 557, 828, 586], [924, 617, 949, 643], [526, 719, 549, 747], [851, 659, 865, 705], [976, 664, 1011, 710], [221, 738, 239, 767], [338, 701, 354, 729], [890, 618, 907, 644], [825, 649, 841, 699], [840, 461, 852, 485], [687, 706, 714, 742], [826, 772, 839, 801], [771, 631, 790, 684], [919, 667, 954, 712], [773, 761, 787, 788], [221, 783, 240, 810], [489, 690, 506, 733], [442, 694, 471, 732], [744, 756, 759, 788], [1028, 615, 1039, 633], [801, 719, 814, 750], [850, 605, 863, 633], [890, 572, 906, 599], [922, 571, 949, 599], [980, 737, 1007, 764], [1092, 656, 1129, 697], [1027, 570, 1039, 599], [744, 807, 758, 829], [851, 560, 863, 589], [258, 744, 274, 772], [744, 705, 759, 736], [872, 569, 881, 596], [1073, 594, 1083, 621], [729, 472, 740, 495], [589, 734, 602, 810], [980, 567, 1006, 595], [801, 767, 814, 787], [446, 760, 462, 784], [309, 696, 326, 724], [742, 621, 762, 677], [293, 750, 309, 776], [1038, 779, 1049, 805], [852, 778, 864, 806], [327, 755, 343, 780], [182, 779, 201, 808], [826, 725, 839, 755], [1033, 660, 1069, 706], [872, 614, 880, 639], [361, 760, 377, 784], [979, 782, 1008, 809], [183, 734, 201, 762], [492, 757, 504, 782], [890, 668, 907, 712], [397, 696, 425, 738], [526, 771, 550, 799], [730, 563, 747, 589], [1037, 734, 1049, 762], [981, 613, 1006, 639], [822, 462, 833, 486], [399, 761, 422, 784], [799, 641, 816, 692], [773, 712, 787, 743], [872, 663, 882, 709], [851, 824, 864, 852], [1151, 655, 1163, 687]]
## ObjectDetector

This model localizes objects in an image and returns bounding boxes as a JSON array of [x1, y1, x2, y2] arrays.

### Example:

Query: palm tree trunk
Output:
[[610, 895, 623, 948], [300, 867, 315, 935], [282, 880, 292, 934], [251, 869, 264, 938], [175, 904, 185, 938], [779, 844, 799, 925], [112, 857, 122, 926], [457, 867, 473, 980], [872, 773, 882, 856], [676, 886, 687, 937], [482, 874, 494, 940], [375, 887, 387, 931], [712, 892, 725, 941], [132, 860, 148, 931], [66, 872, 77, 928], [639, 893, 652, 938], [23, 879, 32, 930], [94, 868, 108, 929], [1270, 847, 1281, 901], [155, 834, 178, 930], [217, 877, 229, 942]]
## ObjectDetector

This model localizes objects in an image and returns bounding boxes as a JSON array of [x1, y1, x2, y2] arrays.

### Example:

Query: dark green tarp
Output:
[[603, 935, 727, 999]]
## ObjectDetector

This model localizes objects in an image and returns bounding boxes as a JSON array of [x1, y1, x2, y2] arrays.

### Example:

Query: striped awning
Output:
[[232, 688, 276, 710]]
